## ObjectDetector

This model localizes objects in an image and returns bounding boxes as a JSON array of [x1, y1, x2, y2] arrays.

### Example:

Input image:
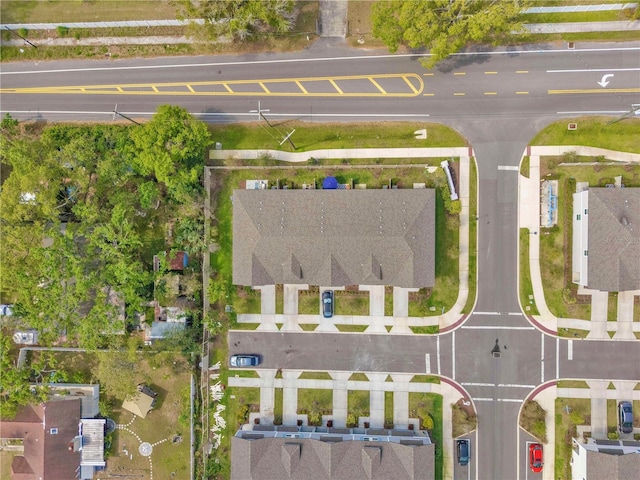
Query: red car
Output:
[[529, 443, 543, 473]]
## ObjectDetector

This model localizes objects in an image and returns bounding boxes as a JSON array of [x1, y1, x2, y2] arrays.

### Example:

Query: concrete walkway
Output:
[[524, 3, 637, 13], [520, 145, 640, 339]]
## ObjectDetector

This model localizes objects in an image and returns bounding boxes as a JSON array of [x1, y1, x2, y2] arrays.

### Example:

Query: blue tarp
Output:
[[323, 176, 338, 189]]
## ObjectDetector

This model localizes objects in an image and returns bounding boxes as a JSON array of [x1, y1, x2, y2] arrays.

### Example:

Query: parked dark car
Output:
[[618, 401, 633, 434], [322, 290, 334, 318], [229, 354, 260, 368], [457, 439, 470, 466]]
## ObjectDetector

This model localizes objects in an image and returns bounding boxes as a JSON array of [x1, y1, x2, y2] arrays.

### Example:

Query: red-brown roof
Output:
[[0, 399, 81, 480]]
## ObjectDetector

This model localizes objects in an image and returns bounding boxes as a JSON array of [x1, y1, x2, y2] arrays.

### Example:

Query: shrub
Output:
[[608, 431, 620, 440], [346, 413, 358, 428], [307, 412, 321, 426], [57, 26, 69, 37], [520, 400, 547, 443], [18, 28, 28, 38], [421, 414, 434, 431]]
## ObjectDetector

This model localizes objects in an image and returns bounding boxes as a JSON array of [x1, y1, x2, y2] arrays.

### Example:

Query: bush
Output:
[[346, 413, 358, 428], [307, 412, 321, 426], [421, 414, 434, 431], [56, 26, 69, 37], [520, 400, 547, 443], [608, 431, 620, 440], [18, 28, 28, 38]]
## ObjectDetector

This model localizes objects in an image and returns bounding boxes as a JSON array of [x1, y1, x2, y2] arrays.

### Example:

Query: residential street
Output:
[[2, 40, 640, 479]]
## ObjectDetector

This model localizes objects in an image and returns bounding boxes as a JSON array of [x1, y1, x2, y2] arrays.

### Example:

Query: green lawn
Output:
[[531, 117, 640, 154], [0, 0, 178, 23], [557, 380, 589, 388], [298, 291, 319, 315], [519, 229, 540, 316], [608, 293, 618, 321], [410, 375, 441, 384], [298, 371, 332, 380], [462, 158, 478, 314], [555, 397, 590, 479], [336, 324, 369, 332], [349, 373, 369, 381], [384, 391, 394, 426], [335, 292, 370, 316], [274, 388, 283, 425], [297, 388, 333, 416], [211, 122, 466, 152], [409, 393, 443, 480], [233, 287, 261, 314], [520, 9, 625, 24], [348, 390, 370, 420]]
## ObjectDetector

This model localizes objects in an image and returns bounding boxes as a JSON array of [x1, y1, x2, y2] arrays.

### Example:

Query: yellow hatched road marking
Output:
[[295, 81, 308, 94], [0, 73, 425, 97], [329, 79, 344, 94], [548, 88, 640, 94], [368, 77, 387, 95], [402, 76, 419, 94]]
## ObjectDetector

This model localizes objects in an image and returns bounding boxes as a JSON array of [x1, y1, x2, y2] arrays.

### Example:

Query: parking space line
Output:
[[452, 330, 456, 379], [556, 337, 560, 378], [436, 335, 441, 375], [462, 325, 535, 330], [568, 339, 573, 360], [425, 353, 431, 374], [541, 334, 545, 383]]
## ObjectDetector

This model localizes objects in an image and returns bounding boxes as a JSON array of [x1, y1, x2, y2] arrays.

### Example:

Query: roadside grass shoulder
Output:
[[1, 1, 178, 23], [519, 9, 626, 24], [211, 122, 466, 152], [531, 117, 640, 154]]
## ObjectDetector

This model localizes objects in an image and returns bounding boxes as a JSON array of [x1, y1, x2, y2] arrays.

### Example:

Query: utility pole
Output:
[[249, 101, 273, 127], [4, 26, 38, 49], [112, 104, 140, 125], [279, 129, 296, 150], [606, 104, 640, 125]]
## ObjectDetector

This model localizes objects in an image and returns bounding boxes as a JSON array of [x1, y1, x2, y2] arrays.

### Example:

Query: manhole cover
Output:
[[139, 442, 153, 456]]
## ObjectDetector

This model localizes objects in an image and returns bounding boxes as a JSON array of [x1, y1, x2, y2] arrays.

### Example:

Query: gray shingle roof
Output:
[[231, 436, 435, 479], [587, 188, 640, 292], [232, 190, 435, 288], [586, 449, 640, 479]]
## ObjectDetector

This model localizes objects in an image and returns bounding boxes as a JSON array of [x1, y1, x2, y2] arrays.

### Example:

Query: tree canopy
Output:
[[0, 106, 208, 350], [372, 0, 525, 67], [173, 0, 294, 41]]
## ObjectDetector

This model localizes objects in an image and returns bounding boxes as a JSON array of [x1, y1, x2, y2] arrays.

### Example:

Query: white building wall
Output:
[[571, 439, 588, 480], [572, 191, 589, 286]]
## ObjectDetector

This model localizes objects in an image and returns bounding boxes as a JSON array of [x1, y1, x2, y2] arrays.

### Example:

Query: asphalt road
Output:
[[3, 40, 640, 479]]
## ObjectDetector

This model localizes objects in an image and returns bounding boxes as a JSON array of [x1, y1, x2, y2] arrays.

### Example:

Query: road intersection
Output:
[[2, 41, 639, 479]]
